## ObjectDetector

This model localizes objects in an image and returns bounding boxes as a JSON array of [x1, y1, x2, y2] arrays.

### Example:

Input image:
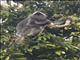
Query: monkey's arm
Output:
[[48, 18, 72, 28]]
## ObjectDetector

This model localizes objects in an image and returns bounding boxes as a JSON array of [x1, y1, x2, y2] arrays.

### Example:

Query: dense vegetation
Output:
[[0, 0, 80, 60]]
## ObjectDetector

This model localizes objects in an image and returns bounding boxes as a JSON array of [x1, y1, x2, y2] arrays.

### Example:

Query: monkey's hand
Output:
[[64, 19, 71, 26]]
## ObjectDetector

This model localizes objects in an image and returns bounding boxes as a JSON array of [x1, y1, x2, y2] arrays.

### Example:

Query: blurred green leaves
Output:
[[0, 1, 80, 60]]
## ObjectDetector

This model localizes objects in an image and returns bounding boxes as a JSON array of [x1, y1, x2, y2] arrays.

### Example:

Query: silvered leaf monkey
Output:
[[15, 11, 72, 44]]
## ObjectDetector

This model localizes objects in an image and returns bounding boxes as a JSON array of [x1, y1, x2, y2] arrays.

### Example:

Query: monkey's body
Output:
[[16, 11, 50, 37], [15, 11, 72, 44], [15, 11, 50, 43]]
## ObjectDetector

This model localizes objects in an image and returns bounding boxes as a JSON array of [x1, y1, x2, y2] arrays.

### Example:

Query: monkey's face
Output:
[[31, 11, 47, 20]]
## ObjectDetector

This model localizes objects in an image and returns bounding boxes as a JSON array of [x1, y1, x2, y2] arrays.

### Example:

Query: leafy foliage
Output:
[[0, 1, 80, 60]]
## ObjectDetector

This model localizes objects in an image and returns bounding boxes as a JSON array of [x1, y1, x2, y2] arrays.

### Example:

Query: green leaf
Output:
[[5, 56, 10, 60], [55, 50, 62, 56]]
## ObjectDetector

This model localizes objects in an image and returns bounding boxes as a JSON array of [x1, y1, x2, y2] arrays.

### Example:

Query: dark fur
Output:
[[15, 11, 50, 43]]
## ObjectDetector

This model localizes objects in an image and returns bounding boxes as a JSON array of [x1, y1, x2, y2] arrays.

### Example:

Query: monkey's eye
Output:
[[35, 12, 42, 15]]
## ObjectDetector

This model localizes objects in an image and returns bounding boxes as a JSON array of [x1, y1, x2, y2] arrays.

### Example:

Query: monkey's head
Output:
[[31, 11, 47, 20]]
